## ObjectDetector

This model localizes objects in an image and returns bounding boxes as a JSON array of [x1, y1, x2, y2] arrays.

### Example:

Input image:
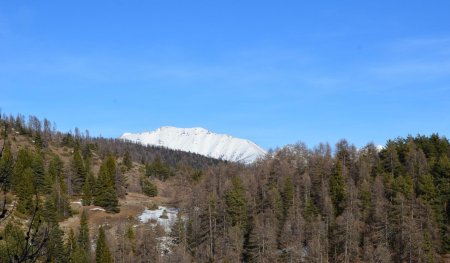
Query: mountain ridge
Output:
[[119, 126, 266, 163]]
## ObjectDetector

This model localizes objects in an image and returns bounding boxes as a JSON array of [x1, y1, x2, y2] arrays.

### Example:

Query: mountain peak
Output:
[[119, 127, 266, 163]]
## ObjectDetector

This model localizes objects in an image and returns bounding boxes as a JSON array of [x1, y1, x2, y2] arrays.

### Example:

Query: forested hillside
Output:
[[179, 138, 450, 262], [0, 113, 449, 262]]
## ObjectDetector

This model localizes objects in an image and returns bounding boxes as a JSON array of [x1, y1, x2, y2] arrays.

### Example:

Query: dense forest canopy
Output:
[[0, 113, 449, 262]]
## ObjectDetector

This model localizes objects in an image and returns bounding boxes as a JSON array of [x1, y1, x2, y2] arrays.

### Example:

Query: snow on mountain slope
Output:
[[120, 126, 266, 163]]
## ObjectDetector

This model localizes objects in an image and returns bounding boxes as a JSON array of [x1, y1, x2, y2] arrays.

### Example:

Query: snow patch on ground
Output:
[[90, 207, 106, 212], [138, 206, 179, 233]]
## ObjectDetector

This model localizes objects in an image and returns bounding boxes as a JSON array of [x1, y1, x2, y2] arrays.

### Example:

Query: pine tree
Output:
[[48, 155, 64, 181], [94, 157, 120, 213], [16, 167, 34, 214], [225, 176, 247, 230], [82, 172, 95, 206], [43, 196, 58, 224], [0, 141, 13, 190], [141, 177, 158, 197], [67, 228, 89, 263], [330, 161, 346, 216], [171, 212, 187, 247], [281, 177, 293, 220], [96, 227, 112, 263], [145, 157, 172, 181], [66, 228, 77, 260], [12, 148, 33, 192], [78, 209, 90, 253], [0, 223, 26, 262], [31, 152, 46, 193], [45, 224, 67, 262], [123, 150, 132, 171], [51, 182, 72, 221], [71, 147, 87, 194]]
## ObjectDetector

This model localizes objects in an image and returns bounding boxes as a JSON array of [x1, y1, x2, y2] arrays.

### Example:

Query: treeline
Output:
[[172, 136, 450, 262], [1, 112, 449, 262], [0, 113, 223, 169], [0, 113, 221, 262]]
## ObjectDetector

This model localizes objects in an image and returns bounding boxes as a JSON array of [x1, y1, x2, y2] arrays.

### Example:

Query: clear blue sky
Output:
[[1, 1, 450, 150]]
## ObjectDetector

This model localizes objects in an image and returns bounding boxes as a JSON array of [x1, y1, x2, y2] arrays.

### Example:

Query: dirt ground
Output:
[[60, 191, 171, 233]]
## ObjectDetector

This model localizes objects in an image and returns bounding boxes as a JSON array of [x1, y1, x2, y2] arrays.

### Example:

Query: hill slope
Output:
[[120, 126, 267, 163]]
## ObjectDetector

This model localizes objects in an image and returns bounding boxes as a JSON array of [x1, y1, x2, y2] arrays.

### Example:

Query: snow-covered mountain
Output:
[[119, 126, 266, 163]]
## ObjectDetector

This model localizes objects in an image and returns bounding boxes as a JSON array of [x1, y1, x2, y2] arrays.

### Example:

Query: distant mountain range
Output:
[[119, 126, 266, 163]]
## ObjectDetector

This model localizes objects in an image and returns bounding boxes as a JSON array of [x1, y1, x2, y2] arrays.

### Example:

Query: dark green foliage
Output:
[[12, 148, 33, 192], [45, 156, 73, 220], [141, 177, 158, 197], [48, 155, 64, 183], [61, 133, 75, 147], [95, 227, 112, 263], [82, 172, 95, 206], [71, 147, 87, 194], [43, 197, 58, 224], [0, 223, 26, 262], [171, 212, 187, 246], [81, 143, 93, 162], [67, 228, 89, 263], [45, 224, 67, 262], [33, 132, 44, 149], [16, 168, 35, 214], [330, 161, 346, 216], [123, 150, 133, 171], [281, 177, 293, 219], [94, 156, 120, 213], [145, 157, 172, 181], [0, 142, 13, 190], [382, 135, 450, 252], [31, 153, 46, 194], [304, 197, 319, 221], [78, 210, 90, 253], [392, 174, 414, 197], [191, 170, 203, 183], [0, 218, 48, 262], [225, 176, 247, 230]]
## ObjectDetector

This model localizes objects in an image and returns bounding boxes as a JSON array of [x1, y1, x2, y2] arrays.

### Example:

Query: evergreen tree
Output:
[[51, 181, 72, 220], [94, 157, 120, 213], [145, 157, 172, 181], [67, 228, 89, 263], [82, 172, 95, 206], [31, 152, 46, 193], [0, 142, 13, 190], [16, 167, 35, 214], [141, 177, 158, 197], [330, 161, 346, 216], [71, 147, 87, 194], [48, 155, 64, 182], [281, 177, 293, 220], [0, 223, 26, 262], [66, 228, 77, 260], [95, 227, 112, 263], [43, 196, 58, 224], [123, 150, 133, 171], [45, 224, 67, 262], [171, 212, 187, 247], [12, 148, 33, 191], [78, 209, 90, 253], [225, 176, 247, 230]]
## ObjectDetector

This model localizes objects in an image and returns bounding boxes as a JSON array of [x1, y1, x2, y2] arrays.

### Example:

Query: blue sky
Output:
[[1, 1, 450, 150]]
